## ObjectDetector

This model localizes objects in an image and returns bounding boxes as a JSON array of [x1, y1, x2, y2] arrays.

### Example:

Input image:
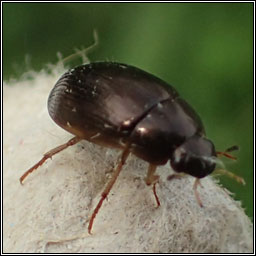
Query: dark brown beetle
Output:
[[20, 62, 244, 234]]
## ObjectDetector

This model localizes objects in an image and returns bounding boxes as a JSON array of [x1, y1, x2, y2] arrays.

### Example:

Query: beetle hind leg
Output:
[[145, 164, 160, 207], [19, 136, 82, 184]]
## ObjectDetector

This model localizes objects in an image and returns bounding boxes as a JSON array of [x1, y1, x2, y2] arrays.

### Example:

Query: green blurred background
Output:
[[3, 3, 253, 218]]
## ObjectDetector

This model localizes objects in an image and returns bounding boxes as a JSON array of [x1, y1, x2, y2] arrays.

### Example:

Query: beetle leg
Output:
[[193, 178, 203, 208], [167, 173, 186, 181], [19, 136, 82, 184], [145, 164, 160, 207], [152, 182, 160, 208], [88, 145, 130, 234]]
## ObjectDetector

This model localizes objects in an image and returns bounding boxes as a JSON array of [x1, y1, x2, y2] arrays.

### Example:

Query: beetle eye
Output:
[[173, 147, 186, 163]]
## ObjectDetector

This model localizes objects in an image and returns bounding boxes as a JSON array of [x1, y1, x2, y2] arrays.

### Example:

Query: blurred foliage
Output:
[[3, 3, 253, 218]]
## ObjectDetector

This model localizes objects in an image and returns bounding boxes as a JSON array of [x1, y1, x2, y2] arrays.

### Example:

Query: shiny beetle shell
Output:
[[48, 62, 216, 178]]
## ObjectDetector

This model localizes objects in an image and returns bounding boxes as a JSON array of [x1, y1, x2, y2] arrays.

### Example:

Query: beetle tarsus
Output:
[[153, 183, 160, 207], [20, 155, 48, 184], [145, 164, 161, 207]]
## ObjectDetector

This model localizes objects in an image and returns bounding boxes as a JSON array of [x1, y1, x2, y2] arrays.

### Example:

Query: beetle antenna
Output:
[[216, 145, 239, 160], [225, 145, 239, 152]]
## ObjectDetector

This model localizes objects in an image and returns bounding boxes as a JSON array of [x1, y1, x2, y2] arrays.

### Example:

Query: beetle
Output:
[[20, 61, 244, 234]]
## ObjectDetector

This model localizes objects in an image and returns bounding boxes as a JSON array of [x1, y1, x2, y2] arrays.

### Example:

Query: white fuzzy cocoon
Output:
[[3, 65, 253, 253]]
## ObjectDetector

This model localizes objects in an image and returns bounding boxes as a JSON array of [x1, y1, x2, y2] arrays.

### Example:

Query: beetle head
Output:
[[170, 135, 216, 178]]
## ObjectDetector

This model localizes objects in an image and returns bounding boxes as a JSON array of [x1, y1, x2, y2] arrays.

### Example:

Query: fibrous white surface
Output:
[[3, 65, 253, 253]]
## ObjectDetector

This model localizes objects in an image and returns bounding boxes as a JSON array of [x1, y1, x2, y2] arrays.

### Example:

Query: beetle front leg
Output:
[[19, 136, 82, 184], [193, 178, 203, 208], [145, 164, 160, 207], [167, 173, 186, 181], [167, 174, 204, 207]]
